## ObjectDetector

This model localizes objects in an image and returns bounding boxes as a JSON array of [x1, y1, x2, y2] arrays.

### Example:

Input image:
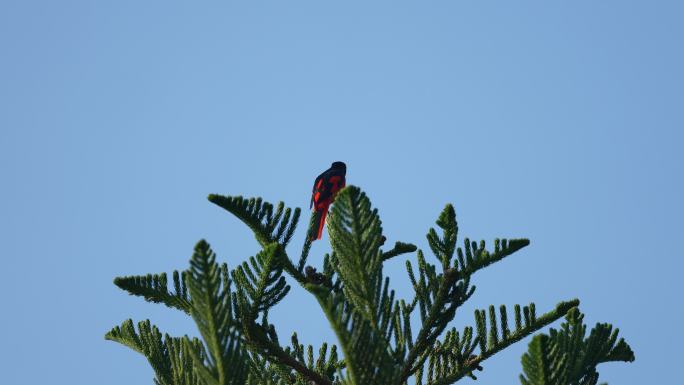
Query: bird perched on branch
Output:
[[310, 161, 346, 240]]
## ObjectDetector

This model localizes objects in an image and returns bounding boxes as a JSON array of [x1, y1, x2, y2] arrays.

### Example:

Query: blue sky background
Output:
[[1, 1, 682, 384]]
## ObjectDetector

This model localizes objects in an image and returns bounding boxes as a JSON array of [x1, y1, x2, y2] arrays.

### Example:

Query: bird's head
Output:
[[331, 161, 346, 172]]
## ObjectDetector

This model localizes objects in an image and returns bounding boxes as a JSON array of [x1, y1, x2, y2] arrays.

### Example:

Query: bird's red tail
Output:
[[315, 209, 328, 240]]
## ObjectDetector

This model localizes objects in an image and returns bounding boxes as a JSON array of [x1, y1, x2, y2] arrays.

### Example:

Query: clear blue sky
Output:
[[1, 1, 682, 384]]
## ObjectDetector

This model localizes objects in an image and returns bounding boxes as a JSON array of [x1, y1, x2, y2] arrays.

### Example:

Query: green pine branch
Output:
[[247, 333, 336, 385], [328, 186, 385, 325], [105, 319, 205, 385], [231, 243, 290, 324], [456, 237, 530, 279], [192, 197, 338, 384], [247, 335, 343, 385], [297, 211, 318, 272], [186, 240, 247, 385], [283, 333, 343, 384], [114, 271, 191, 314], [400, 256, 474, 382], [425, 300, 579, 385], [320, 186, 400, 385], [208, 195, 300, 248], [208, 194, 307, 285], [181, 240, 332, 385], [382, 241, 418, 262], [520, 308, 635, 385], [400, 204, 526, 383]]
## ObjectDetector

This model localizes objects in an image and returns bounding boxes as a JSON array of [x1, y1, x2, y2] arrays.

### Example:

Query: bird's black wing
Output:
[[310, 173, 324, 209]]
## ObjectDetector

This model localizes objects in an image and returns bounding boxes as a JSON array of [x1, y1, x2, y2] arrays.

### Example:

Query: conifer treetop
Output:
[[107, 185, 633, 385]]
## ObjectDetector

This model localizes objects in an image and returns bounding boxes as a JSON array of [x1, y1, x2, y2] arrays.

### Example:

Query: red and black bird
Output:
[[310, 161, 346, 241]]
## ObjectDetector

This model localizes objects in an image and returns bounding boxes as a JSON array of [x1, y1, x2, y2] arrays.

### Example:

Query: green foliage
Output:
[[105, 319, 205, 385], [114, 271, 191, 314], [231, 243, 290, 323], [328, 186, 385, 324], [382, 241, 418, 262], [208, 195, 300, 248], [107, 185, 634, 385], [186, 240, 249, 385], [283, 334, 344, 384], [520, 308, 635, 385]]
